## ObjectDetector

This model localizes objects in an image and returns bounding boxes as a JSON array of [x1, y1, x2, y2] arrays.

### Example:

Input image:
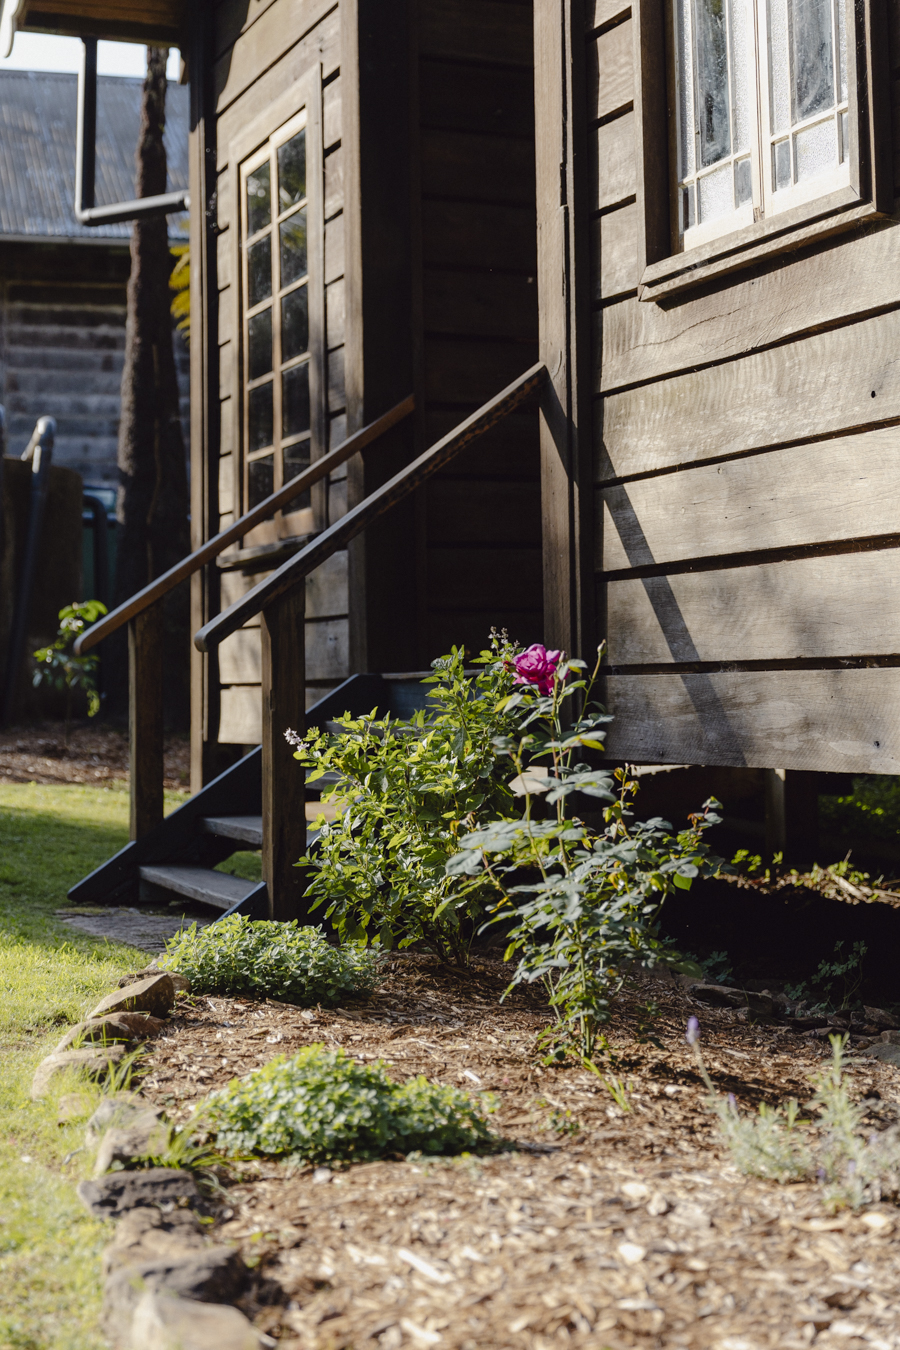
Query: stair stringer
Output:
[[67, 673, 389, 907]]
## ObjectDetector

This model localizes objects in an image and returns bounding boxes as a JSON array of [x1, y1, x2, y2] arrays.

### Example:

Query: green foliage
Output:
[[32, 601, 107, 727], [691, 1031, 900, 1209], [820, 774, 900, 843], [206, 1044, 496, 1164], [169, 244, 190, 342], [295, 634, 522, 965], [785, 939, 868, 1012], [448, 648, 725, 1059], [160, 915, 377, 1006]]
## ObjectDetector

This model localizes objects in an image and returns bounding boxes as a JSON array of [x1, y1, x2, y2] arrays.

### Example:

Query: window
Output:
[[675, 0, 849, 250], [631, 0, 890, 299], [241, 113, 315, 516]]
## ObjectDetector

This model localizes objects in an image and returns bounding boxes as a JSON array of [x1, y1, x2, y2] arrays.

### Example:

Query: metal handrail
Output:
[[195, 362, 548, 653], [74, 395, 415, 655]]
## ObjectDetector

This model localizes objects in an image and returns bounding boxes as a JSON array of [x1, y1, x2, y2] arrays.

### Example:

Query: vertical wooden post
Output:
[[765, 769, 820, 865], [260, 586, 307, 921], [128, 607, 164, 840]]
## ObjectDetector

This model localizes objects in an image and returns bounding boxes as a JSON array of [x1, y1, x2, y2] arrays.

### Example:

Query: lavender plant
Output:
[[447, 647, 725, 1059]]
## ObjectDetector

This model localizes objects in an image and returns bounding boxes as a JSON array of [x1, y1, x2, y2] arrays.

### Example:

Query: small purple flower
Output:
[[728, 1093, 737, 1109], [514, 644, 564, 697], [685, 1016, 700, 1045]]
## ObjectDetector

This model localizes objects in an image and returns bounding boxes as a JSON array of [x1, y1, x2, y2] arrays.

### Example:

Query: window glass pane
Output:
[[282, 363, 310, 439], [734, 155, 752, 203], [790, 0, 835, 123], [729, 0, 752, 152], [768, 0, 791, 133], [246, 162, 271, 235], [278, 130, 306, 211], [840, 108, 848, 160], [676, 0, 696, 179], [837, 0, 847, 100], [279, 208, 308, 288], [247, 236, 272, 308], [283, 440, 312, 512], [248, 453, 274, 509], [248, 382, 273, 453], [682, 184, 696, 230], [773, 137, 792, 189], [698, 161, 734, 220], [247, 308, 272, 381], [282, 286, 309, 362], [693, 0, 731, 167], [794, 115, 837, 179]]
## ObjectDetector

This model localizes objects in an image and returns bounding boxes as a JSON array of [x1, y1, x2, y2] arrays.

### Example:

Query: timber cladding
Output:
[[573, 0, 900, 774], [203, 0, 542, 747]]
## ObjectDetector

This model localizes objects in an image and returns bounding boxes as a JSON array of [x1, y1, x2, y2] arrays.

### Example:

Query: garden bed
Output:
[[137, 953, 900, 1350]]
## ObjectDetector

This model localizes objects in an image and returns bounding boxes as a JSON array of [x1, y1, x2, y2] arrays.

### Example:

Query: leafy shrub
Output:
[[32, 600, 107, 736], [294, 634, 522, 965], [160, 916, 376, 1006], [206, 1044, 496, 1164], [448, 646, 725, 1059]]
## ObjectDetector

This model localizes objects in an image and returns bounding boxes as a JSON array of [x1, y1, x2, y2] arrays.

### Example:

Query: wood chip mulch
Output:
[[133, 955, 900, 1349], [0, 721, 189, 789]]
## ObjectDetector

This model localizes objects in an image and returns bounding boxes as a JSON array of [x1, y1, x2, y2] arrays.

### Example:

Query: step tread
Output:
[[202, 815, 263, 845], [138, 864, 256, 910]]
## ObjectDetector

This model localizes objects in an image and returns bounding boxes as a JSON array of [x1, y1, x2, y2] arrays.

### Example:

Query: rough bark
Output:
[[111, 47, 190, 727]]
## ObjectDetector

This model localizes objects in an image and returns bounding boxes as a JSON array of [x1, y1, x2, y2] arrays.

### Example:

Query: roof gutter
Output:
[[75, 37, 189, 226]]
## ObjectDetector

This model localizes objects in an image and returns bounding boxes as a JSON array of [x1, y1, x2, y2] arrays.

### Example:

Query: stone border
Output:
[[38, 965, 275, 1350]]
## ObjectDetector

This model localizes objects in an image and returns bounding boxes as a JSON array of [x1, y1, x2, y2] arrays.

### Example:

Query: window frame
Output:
[[225, 68, 326, 550], [633, 0, 892, 302]]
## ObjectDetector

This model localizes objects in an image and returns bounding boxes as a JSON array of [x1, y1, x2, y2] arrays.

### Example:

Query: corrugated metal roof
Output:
[[0, 69, 189, 241]]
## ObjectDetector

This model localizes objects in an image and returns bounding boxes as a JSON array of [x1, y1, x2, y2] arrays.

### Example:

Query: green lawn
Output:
[[0, 783, 184, 1350]]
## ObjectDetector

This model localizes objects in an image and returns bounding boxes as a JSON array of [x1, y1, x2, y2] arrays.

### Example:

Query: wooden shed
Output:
[[12, 0, 898, 915]]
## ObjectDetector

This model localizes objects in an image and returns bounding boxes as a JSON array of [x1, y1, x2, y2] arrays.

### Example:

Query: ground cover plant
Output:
[[205, 1043, 496, 1164], [161, 914, 377, 1005], [0, 781, 145, 1349], [294, 635, 523, 965]]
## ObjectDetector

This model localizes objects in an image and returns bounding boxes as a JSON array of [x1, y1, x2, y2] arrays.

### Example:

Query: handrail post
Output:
[[260, 587, 307, 920], [129, 607, 164, 840]]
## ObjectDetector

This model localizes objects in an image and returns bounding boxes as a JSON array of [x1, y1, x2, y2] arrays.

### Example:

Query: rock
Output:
[[119, 967, 191, 995], [88, 973, 176, 1021], [687, 984, 773, 1016], [865, 1006, 900, 1030], [790, 1015, 829, 1031], [85, 1094, 161, 1148], [104, 1247, 248, 1335], [128, 1292, 265, 1350], [57, 1092, 95, 1123], [77, 1167, 200, 1218], [858, 1043, 900, 1068], [103, 1207, 206, 1278], [880, 1029, 900, 1045], [53, 1013, 166, 1055], [93, 1117, 172, 1177], [31, 1046, 126, 1099]]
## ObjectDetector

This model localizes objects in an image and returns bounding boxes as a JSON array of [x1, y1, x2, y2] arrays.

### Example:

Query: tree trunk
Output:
[[111, 46, 190, 727]]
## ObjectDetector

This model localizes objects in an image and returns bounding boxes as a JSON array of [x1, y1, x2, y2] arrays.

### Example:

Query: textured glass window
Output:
[[283, 440, 312, 511], [694, 0, 731, 166], [247, 237, 272, 308], [280, 210, 308, 288], [282, 285, 309, 361], [246, 163, 271, 236], [247, 309, 272, 381], [248, 383, 273, 453], [278, 130, 306, 210], [790, 0, 834, 123], [282, 363, 311, 440], [248, 454, 274, 509]]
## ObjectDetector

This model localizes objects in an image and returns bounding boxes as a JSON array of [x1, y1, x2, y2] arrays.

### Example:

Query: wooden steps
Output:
[[139, 864, 258, 910], [66, 672, 430, 922]]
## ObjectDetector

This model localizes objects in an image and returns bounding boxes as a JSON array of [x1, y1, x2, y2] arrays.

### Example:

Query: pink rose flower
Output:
[[514, 643, 563, 696]]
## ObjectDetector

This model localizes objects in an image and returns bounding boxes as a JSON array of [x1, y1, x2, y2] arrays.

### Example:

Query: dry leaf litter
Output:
[[130, 953, 900, 1349]]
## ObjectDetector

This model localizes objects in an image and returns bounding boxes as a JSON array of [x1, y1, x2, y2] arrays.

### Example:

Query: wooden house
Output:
[[0, 68, 190, 484], [8, 0, 899, 916]]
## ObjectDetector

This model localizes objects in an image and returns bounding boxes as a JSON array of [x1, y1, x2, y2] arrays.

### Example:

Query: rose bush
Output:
[[513, 643, 562, 697]]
